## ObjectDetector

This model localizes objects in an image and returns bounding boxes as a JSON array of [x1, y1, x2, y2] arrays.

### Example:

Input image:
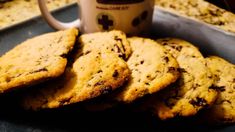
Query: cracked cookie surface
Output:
[[147, 38, 218, 120], [202, 56, 235, 124], [114, 37, 180, 103], [0, 28, 78, 93]]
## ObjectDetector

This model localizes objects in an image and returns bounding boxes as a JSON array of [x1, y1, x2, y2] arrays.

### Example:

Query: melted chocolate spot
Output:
[[97, 70, 103, 73], [145, 82, 150, 85], [140, 60, 144, 64], [210, 85, 226, 92], [84, 50, 91, 55], [164, 56, 169, 63], [114, 36, 122, 42], [112, 70, 119, 78]]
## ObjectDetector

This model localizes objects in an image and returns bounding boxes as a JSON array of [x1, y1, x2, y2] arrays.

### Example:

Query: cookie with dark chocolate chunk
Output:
[[145, 38, 218, 120], [22, 50, 130, 110], [0, 28, 78, 93], [113, 37, 180, 103], [78, 30, 132, 60], [202, 56, 235, 124]]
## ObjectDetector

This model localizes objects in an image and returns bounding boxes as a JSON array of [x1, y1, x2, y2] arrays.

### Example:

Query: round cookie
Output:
[[114, 37, 180, 103], [148, 38, 218, 120], [22, 51, 131, 110], [0, 28, 78, 93], [203, 56, 235, 124], [78, 30, 132, 60]]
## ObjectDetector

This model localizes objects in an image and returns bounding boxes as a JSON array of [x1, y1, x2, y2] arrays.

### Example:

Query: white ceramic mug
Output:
[[38, 0, 155, 35]]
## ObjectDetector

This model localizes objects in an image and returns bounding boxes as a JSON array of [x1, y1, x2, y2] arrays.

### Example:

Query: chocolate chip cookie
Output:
[[114, 37, 180, 103], [202, 56, 235, 124], [78, 30, 132, 60], [22, 50, 130, 110], [0, 28, 78, 93], [147, 38, 218, 120]]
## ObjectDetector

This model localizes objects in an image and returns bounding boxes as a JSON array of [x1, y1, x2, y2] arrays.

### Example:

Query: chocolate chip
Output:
[[175, 46, 182, 51], [189, 97, 207, 107], [169, 4, 176, 9], [233, 78, 235, 83], [208, 75, 213, 79], [145, 82, 150, 85], [135, 63, 139, 66], [112, 70, 119, 78], [114, 44, 126, 59], [84, 50, 91, 55], [118, 54, 126, 59], [210, 85, 226, 92], [100, 86, 112, 95], [163, 56, 169, 63], [97, 70, 103, 73], [114, 36, 122, 42], [169, 45, 182, 52], [162, 42, 168, 46], [140, 60, 144, 64]]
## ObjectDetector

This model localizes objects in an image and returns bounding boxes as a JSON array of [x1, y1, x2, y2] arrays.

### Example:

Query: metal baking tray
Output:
[[0, 4, 235, 132]]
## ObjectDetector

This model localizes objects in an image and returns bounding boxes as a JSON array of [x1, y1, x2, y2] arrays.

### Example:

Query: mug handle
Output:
[[38, 0, 81, 30]]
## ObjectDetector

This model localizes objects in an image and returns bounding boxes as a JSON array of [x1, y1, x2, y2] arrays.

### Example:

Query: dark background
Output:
[[206, 0, 235, 13]]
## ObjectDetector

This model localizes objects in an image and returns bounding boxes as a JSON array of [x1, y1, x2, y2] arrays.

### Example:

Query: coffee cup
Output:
[[38, 0, 155, 35]]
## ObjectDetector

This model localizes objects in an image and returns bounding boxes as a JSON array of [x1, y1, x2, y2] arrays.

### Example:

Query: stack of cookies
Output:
[[0, 29, 234, 125]]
